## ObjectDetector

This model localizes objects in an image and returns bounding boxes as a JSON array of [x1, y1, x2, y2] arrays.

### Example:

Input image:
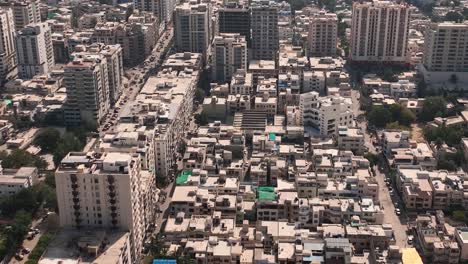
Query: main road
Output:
[[99, 26, 174, 134]]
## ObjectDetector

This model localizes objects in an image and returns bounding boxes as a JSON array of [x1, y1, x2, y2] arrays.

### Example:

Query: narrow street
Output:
[[9, 218, 47, 264], [155, 182, 174, 234], [374, 166, 408, 248], [353, 89, 409, 248]]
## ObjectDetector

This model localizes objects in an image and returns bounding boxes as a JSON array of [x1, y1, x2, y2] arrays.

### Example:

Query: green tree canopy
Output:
[[424, 125, 464, 147], [53, 132, 85, 165], [367, 106, 392, 128], [0, 149, 47, 170], [195, 112, 209, 126], [445, 11, 464, 22], [34, 128, 61, 153], [382, 68, 398, 82], [419, 96, 448, 122]]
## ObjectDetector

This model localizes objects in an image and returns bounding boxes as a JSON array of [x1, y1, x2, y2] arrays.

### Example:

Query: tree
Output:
[[287, 0, 306, 11], [382, 68, 398, 82], [367, 106, 392, 128], [34, 128, 61, 152], [177, 140, 187, 155], [194, 112, 208, 126], [0, 149, 47, 170], [416, 78, 427, 97], [424, 125, 464, 147], [53, 132, 85, 165], [177, 256, 197, 264], [5, 210, 32, 246], [385, 121, 410, 131], [364, 153, 379, 167], [33, 183, 58, 212], [419, 96, 447, 122], [147, 235, 168, 259], [437, 158, 458, 171], [399, 108, 417, 126], [194, 88, 205, 103], [44, 172, 56, 188], [445, 11, 464, 22], [453, 210, 466, 222], [0, 188, 39, 217]]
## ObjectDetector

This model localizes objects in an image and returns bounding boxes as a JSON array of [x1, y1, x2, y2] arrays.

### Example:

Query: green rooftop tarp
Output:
[[4, 99, 11, 106], [269, 133, 275, 141], [176, 170, 192, 184], [258, 191, 276, 201], [258, 186, 275, 192], [47, 13, 57, 19], [258, 186, 276, 201]]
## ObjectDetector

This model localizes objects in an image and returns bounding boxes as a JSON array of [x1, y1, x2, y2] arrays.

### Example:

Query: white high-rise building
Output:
[[300, 92, 354, 136], [0, 0, 41, 30], [308, 11, 337, 57], [250, 0, 279, 60], [174, 1, 211, 60], [73, 43, 124, 106], [350, 0, 411, 63], [16, 23, 54, 79], [55, 152, 146, 262], [420, 22, 468, 89], [211, 33, 247, 83], [133, 0, 174, 26], [0, 9, 17, 82], [64, 55, 110, 127]]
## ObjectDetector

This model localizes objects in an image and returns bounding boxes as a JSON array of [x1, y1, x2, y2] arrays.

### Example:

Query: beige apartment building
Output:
[[16, 23, 55, 79], [308, 11, 337, 57], [73, 43, 124, 106], [230, 70, 253, 95], [350, 0, 411, 63], [421, 22, 468, 89], [174, 2, 210, 60], [55, 152, 147, 262], [337, 126, 365, 154], [64, 55, 110, 127], [211, 33, 248, 83], [250, 0, 279, 60], [140, 68, 199, 178], [0, 9, 17, 82], [0, 0, 40, 30]]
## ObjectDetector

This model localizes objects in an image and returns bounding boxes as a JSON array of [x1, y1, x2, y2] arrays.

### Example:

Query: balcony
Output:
[[107, 175, 115, 184], [70, 175, 78, 182]]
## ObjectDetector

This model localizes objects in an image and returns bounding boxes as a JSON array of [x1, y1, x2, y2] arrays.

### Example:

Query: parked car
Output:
[[21, 248, 31, 254], [407, 235, 414, 245], [27, 231, 35, 240]]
